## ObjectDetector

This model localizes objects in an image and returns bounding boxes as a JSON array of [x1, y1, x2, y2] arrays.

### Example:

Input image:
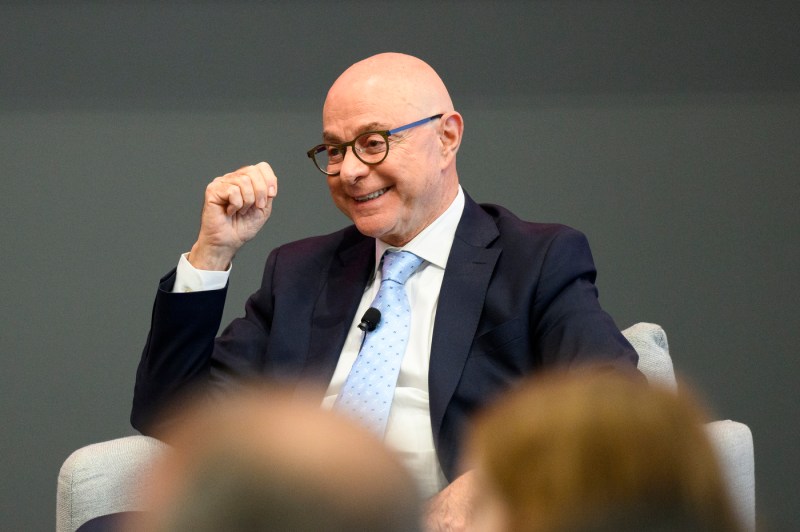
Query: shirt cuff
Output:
[[173, 252, 231, 293]]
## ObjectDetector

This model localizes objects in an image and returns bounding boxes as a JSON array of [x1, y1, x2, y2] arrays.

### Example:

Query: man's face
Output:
[[321, 90, 456, 247]]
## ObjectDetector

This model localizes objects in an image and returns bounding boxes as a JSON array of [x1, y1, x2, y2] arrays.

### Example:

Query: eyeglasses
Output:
[[306, 114, 443, 176]]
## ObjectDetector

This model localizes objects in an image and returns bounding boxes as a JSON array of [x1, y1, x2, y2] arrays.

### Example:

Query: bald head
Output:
[[325, 53, 454, 125]]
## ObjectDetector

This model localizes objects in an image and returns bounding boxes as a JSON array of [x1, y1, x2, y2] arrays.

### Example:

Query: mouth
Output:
[[354, 187, 390, 202]]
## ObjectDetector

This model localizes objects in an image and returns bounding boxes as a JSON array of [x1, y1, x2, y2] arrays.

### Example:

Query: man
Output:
[[132, 52, 638, 530]]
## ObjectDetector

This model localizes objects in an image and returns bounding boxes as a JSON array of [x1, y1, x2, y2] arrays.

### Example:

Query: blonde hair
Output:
[[467, 369, 741, 531]]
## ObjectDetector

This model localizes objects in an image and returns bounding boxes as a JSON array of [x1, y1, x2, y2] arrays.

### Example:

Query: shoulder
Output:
[[472, 200, 587, 249], [457, 198, 596, 276], [264, 224, 370, 270], [275, 224, 363, 254]]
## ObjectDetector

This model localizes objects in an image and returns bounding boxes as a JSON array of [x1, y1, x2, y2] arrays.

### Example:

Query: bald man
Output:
[[132, 53, 638, 530]]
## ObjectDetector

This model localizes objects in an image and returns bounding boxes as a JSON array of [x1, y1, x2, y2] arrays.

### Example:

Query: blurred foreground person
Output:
[[125, 384, 421, 532], [466, 370, 741, 532]]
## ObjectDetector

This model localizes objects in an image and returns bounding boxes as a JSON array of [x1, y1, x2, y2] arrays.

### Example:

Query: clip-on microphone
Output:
[[358, 307, 381, 332]]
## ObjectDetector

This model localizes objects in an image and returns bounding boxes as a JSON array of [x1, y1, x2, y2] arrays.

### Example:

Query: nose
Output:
[[338, 145, 370, 184]]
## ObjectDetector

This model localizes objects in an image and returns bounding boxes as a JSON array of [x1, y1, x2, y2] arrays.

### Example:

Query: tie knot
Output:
[[380, 251, 423, 285]]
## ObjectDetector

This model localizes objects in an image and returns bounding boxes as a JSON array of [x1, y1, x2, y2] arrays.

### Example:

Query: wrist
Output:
[[188, 241, 235, 271]]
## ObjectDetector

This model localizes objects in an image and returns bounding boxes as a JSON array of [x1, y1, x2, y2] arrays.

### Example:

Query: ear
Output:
[[439, 111, 464, 163]]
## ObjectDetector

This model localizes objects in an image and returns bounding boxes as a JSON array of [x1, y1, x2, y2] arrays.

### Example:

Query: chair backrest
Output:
[[621, 322, 755, 531], [622, 321, 677, 391]]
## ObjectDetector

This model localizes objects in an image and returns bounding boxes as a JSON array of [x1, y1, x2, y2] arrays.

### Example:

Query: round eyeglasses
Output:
[[306, 114, 443, 176]]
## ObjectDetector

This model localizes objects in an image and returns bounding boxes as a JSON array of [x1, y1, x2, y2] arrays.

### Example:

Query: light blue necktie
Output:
[[335, 250, 424, 437]]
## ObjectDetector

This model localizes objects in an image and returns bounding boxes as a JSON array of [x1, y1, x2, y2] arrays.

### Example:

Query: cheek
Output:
[[394, 163, 435, 199], [327, 178, 345, 199], [327, 180, 351, 216], [326, 176, 338, 194]]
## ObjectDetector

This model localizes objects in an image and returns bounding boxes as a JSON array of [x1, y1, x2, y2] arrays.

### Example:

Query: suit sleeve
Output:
[[131, 250, 280, 434], [131, 269, 227, 432], [530, 227, 638, 370]]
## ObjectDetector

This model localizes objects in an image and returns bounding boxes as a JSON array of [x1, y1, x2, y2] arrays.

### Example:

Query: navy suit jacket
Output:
[[132, 193, 638, 480]]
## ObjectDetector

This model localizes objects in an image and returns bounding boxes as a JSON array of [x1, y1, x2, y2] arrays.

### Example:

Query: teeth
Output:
[[356, 188, 388, 202]]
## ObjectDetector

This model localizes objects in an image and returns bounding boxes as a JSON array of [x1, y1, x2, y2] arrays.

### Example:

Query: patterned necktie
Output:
[[335, 250, 424, 437]]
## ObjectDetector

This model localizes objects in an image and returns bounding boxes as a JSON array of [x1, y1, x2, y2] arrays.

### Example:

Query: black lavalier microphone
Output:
[[358, 307, 381, 332]]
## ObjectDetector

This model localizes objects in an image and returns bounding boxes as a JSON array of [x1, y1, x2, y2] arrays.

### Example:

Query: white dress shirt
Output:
[[174, 187, 466, 498]]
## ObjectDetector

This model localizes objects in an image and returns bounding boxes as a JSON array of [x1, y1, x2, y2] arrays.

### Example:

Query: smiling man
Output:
[[132, 52, 639, 531], [319, 57, 459, 248]]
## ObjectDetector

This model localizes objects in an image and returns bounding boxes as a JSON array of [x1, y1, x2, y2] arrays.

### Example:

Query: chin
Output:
[[354, 221, 389, 240]]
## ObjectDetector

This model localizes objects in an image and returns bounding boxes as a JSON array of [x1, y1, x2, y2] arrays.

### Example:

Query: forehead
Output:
[[321, 100, 403, 143], [322, 120, 390, 143], [321, 75, 420, 142]]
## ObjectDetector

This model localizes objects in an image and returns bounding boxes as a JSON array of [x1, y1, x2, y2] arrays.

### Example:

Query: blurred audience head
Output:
[[466, 369, 741, 532], [126, 383, 421, 532]]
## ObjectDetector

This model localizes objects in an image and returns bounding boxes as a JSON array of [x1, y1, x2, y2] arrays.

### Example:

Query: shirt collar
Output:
[[375, 186, 465, 273]]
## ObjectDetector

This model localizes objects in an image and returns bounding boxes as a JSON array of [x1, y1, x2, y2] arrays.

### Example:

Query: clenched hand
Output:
[[188, 162, 278, 271]]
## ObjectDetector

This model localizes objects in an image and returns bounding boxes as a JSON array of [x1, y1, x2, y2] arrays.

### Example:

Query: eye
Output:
[[326, 145, 344, 160], [356, 133, 387, 155]]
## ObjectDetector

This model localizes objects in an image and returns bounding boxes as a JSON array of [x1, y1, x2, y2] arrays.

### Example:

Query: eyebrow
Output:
[[322, 121, 388, 143]]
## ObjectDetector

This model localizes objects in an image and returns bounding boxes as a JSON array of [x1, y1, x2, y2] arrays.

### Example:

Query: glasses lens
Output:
[[354, 132, 388, 164], [310, 132, 389, 175], [309, 145, 339, 174]]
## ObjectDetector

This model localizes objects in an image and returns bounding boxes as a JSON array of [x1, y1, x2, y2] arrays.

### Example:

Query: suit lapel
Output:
[[429, 196, 500, 440], [302, 230, 375, 386]]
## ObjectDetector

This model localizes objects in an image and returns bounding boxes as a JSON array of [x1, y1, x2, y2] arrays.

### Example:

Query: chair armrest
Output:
[[57, 435, 167, 532], [621, 322, 677, 391], [705, 420, 755, 531]]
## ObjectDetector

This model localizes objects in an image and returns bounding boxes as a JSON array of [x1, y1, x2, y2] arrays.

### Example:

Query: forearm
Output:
[[131, 270, 228, 433]]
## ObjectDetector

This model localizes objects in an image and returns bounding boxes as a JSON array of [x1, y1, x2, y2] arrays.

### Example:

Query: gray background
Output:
[[2, 1, 798, 530]]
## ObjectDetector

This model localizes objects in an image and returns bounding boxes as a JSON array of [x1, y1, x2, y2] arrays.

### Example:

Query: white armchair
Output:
[[621, 323, 755, 530], [56, 323, 755, 531]]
